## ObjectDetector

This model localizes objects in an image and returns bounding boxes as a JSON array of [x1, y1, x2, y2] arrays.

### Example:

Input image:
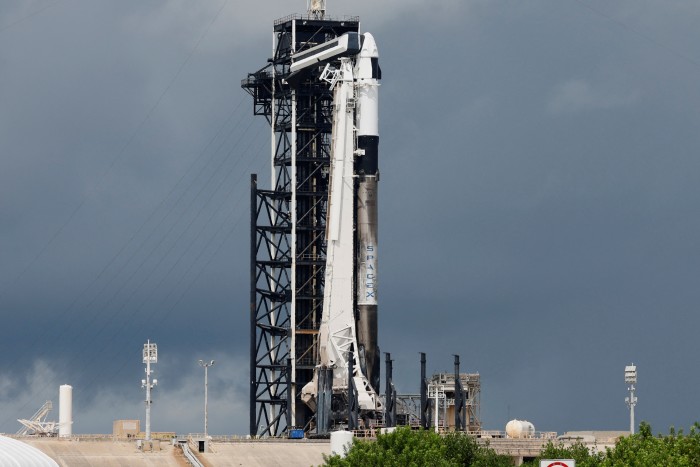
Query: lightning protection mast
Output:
[[142, 340, 158, 441]]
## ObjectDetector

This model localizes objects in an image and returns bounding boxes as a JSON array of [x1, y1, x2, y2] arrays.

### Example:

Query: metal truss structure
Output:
[[430, 372, 482, 432], [243, 14, 360, 437], [16, 400, 58, 437]]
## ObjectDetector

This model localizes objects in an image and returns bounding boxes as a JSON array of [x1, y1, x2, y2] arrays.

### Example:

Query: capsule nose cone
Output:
[[360, 32, 378, 59], [355, 33, 380, 80]]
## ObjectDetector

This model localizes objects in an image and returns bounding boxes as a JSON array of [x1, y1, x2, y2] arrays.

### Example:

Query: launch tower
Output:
[[243, 8, 363, 436]]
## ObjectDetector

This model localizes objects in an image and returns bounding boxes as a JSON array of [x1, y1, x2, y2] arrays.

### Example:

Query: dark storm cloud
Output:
[[1, 0, 700, 435], [376, 1, 700, 434]]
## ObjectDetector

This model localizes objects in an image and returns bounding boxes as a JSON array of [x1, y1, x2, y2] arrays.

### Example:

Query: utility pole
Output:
[[199, 360, 215, 437]]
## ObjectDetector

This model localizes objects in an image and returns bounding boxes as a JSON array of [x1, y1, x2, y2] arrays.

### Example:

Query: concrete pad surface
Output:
[[24, 439, 188, 467], [200, 440, 331, 467]]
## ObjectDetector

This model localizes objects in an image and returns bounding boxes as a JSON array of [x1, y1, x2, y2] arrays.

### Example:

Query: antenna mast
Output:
[[308, 0, 326, 19], [142, 340, 158, 441], [625, 364, 638, 434]]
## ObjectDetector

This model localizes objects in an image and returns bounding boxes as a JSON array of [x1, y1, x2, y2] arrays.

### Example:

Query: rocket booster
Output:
[[354, 33, 381, 393]]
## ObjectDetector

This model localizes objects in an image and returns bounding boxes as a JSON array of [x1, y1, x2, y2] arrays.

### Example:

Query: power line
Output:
[[0, 1, 240, 429], [5, 96, 246, 366], [71, 141, 269, 413], [0, 95, 250, 418], [77, 123, 264, 353], [0, 126, 267, 431], [51, 102, 253, 348], [0, 1, 61, 34], [0, 0, 231, 304]]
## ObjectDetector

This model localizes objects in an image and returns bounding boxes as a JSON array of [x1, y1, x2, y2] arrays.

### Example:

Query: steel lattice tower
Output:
[[242, 14, 360, 437]]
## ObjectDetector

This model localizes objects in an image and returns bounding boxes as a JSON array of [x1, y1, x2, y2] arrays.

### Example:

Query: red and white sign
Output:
[[540, 461, 575, 467]]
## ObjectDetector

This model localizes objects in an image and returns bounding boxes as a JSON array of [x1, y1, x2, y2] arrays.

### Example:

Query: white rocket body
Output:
[[354, 33, 380, 392]]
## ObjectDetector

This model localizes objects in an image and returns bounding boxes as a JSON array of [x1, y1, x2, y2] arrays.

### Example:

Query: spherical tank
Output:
[[505, 419, 535, 438]]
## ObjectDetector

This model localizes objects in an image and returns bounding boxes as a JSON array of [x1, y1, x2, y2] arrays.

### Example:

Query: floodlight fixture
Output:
[[625, 365, 637, 384], [143, 341, 158, 364]]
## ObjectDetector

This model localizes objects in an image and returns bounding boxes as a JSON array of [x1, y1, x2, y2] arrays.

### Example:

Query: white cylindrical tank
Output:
[[58, 384, 73, 437], [330, 431, 354, 458], [506, 419, 535, 438]]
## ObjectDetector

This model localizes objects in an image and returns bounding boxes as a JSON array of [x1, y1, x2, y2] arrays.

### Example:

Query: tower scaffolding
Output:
[[243, 13, 360, 437], [430, 372, 481, 432]]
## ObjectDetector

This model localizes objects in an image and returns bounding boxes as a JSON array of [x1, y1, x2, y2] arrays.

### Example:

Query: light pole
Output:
[[198, 360, 215, 437], [625, 364, 638, 434]]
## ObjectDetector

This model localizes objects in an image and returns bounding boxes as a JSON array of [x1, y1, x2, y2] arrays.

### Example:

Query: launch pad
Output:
[[243, 2, 475, 439]]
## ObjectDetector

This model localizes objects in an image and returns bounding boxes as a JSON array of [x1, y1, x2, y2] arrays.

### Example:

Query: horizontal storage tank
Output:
[[506, 419, 535, 438]]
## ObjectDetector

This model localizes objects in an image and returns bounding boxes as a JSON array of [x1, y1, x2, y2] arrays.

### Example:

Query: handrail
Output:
[[179, 441, 205, 467], [274, 14, 360, 26]]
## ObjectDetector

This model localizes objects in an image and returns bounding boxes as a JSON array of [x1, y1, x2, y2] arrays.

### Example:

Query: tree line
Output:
[[322, 422, 700, 466]]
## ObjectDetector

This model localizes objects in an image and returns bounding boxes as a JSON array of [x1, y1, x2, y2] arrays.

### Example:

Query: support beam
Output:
[[316, 367, 332, 434], [348, 348, 358, 431], [249, 174, 257, 436], [454, 355, 466, 431], [420, 352, 430, 430], [385, 353, 396, 427]]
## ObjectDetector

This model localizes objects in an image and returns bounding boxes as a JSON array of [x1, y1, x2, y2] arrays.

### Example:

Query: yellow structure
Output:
[[113, 420, 140, 439]]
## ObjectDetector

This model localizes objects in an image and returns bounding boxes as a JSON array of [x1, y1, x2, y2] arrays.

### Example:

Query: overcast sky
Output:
[[1, 0, 700, 436]]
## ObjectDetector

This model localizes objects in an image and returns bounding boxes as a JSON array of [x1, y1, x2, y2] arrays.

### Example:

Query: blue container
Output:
[[289, 429, 305, 439]]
